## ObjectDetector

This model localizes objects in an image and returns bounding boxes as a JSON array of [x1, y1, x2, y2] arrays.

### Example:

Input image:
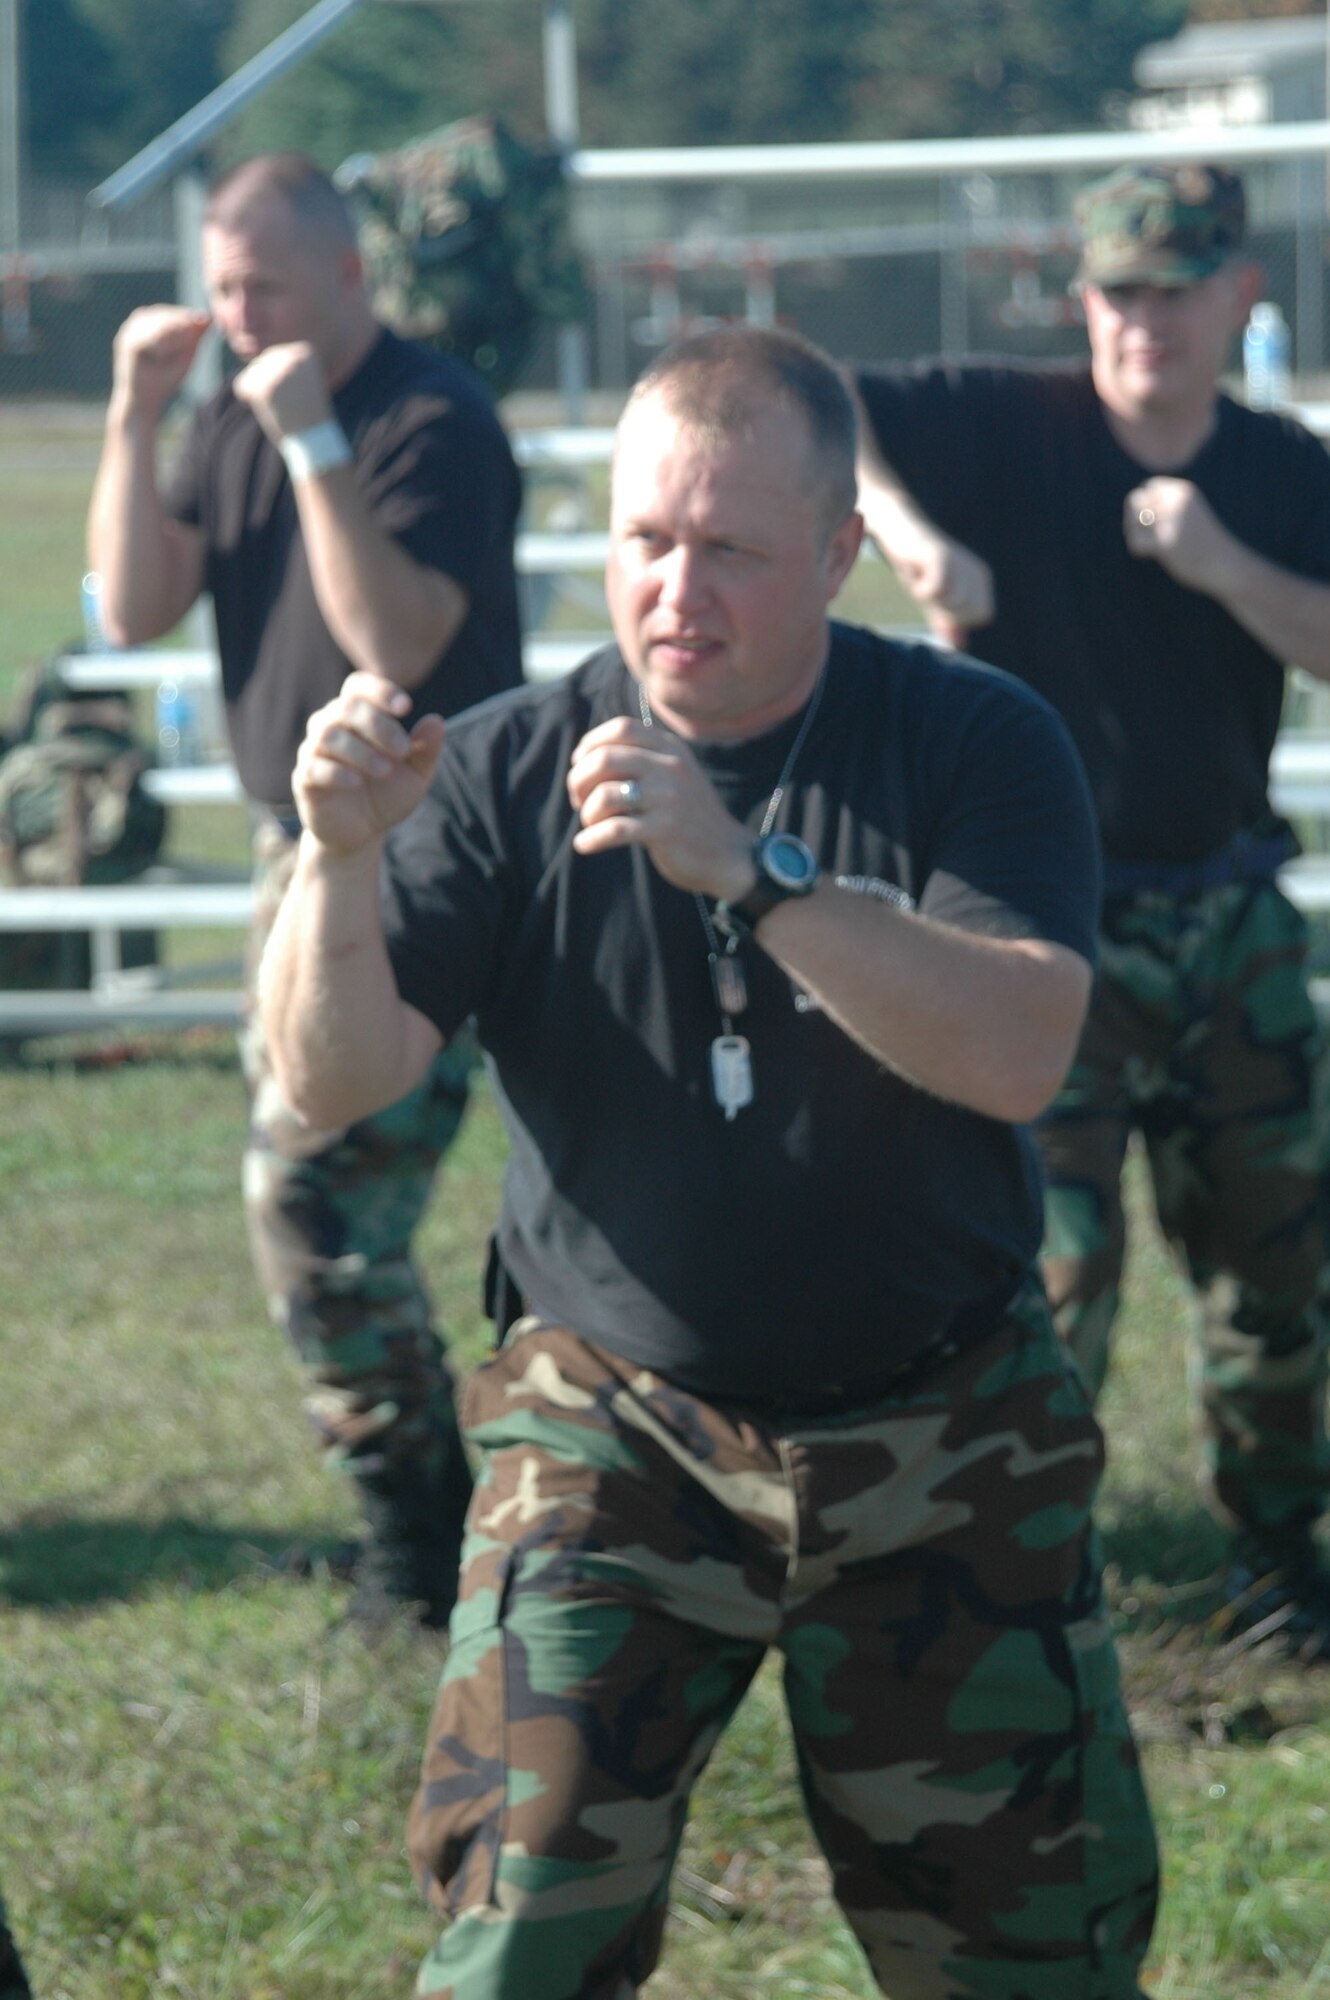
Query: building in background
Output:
[[1132, 15, 1329, 130]]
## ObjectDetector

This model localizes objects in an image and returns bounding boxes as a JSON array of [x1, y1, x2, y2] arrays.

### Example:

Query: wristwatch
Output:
[[714, 832, 820, 938]]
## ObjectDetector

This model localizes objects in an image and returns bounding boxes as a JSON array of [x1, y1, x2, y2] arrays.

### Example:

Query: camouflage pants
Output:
[[241, 812, 474, 1536], [409, 1290, 1158, 2000], [1040, 875, 1330, 1541]]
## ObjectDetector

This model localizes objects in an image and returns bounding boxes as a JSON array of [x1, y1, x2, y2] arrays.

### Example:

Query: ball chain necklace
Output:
[[636, 666, 826, 1119]]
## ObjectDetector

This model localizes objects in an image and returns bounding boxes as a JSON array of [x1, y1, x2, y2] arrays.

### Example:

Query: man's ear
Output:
[[1231, 259, 1268, 322], [824, 511, 865, 602]]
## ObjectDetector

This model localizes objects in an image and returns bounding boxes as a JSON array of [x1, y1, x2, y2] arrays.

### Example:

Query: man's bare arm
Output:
[[233, 343, 469, 689], [260, 673, 446, 1127], [568, 718, 1090, 1125], [88, 305, 211, 643], [851, 383, 995, 647], [1126, 475, 1330, 680], [753, 889, 1091, 1124]]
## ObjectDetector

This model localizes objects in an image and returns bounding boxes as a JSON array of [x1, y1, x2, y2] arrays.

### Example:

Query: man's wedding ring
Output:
[[618, 778, 643, 813], [1137, 506, 1156, 527]]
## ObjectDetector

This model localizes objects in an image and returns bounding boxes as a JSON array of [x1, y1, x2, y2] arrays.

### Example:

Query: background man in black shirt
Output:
[[856, 163, 1330, 1652], [88, 154, 524, 1626], [261, 327, 1158, 2000]]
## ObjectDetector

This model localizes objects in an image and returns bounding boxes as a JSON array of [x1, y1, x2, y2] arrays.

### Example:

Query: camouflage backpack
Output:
[[339, 115, 588, 399], [0, 657, 166, 990]]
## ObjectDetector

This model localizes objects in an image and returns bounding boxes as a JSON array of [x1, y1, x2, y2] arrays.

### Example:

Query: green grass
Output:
[[4, 1048, 1330, 2000], [6, 407, 1330, 2000]]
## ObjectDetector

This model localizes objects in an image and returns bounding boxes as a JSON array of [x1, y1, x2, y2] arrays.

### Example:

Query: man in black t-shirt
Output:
[[88, 154, 524, 1627], [856, 163, 1330, 1651], [261, 327, 1159, 2000]]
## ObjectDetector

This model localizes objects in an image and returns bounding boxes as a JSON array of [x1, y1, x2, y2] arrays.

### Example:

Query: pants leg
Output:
[[1141, 880, 1330, 1541], [241, 812, 475, 1619], [407, 1308, 1157, 2000], [408, 1325, 775, 1999], [1038, 917, 1163, 1401], [780, 1283, 1157, 2000]]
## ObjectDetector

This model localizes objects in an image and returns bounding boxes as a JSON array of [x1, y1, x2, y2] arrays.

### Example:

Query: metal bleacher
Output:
[[0, 429, 621, 1035], [7, 420, 1330, 1035]]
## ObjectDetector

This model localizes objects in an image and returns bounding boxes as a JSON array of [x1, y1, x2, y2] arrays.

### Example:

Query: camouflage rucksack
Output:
[[0, 657, 166, 990], [339, 115, 589, 398]]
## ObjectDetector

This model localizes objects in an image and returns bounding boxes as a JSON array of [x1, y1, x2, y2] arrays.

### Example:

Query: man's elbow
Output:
[[346, 578, 468, 690], [97, 585, 189, 650], [988, 960, 1092, 1124], [100, 605, 155, 649], [992, 1047, 1076, 1126], [270, 1054, 379, 1134]]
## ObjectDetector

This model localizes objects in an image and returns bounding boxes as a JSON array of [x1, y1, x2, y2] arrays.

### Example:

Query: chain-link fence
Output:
[[577, 148, 1330, 393], [7, 127, 1328, 404], [5, 127, 1330, 405]]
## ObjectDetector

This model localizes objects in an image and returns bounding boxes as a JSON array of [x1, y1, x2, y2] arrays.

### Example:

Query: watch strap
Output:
[[279, 420, 353, 483], [714, 835, 819, 939]]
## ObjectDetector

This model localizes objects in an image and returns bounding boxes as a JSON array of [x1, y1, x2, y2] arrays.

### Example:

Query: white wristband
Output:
[[279, 420, 353, 482]]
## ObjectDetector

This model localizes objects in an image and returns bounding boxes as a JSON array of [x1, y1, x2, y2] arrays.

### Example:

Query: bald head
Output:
[[207, 153, 359, 254], [201, 153, 377, 386], [619, 326, 859, 541]]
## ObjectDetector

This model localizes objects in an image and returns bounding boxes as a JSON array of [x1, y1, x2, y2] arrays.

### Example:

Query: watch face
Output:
[[762, 834, 817, 890]]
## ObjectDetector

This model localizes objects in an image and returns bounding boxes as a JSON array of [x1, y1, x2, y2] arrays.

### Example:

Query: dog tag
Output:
[[710, 1034, 754, 1120], [709, 946, 749, 1019]]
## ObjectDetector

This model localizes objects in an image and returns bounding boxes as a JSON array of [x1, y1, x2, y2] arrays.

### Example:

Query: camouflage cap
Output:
[[1074, 163, 1246, 288]]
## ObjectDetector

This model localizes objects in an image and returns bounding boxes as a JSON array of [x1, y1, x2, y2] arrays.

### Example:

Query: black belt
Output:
[[1102, 825, 1296, 901], [711, 1276, 1023, 1420]]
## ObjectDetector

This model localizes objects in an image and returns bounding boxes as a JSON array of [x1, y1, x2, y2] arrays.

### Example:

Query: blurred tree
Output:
[[25, 0, 238, 177], [576, 0, 1187, 142], [576, 0, 879, 145], [217, 0, 546, 170], [26, 0, 1200, 187], [849, 0, 1191, 138], [22, 0, 124, 177]]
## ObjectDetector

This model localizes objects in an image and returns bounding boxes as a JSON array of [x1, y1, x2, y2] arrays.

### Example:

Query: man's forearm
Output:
[[293, 468, 468, 690], [88, 401, 203, 643], [1213, 539, 1330, 682], [756, 885, 1091, 1123], [260, 834, 441, 1127]]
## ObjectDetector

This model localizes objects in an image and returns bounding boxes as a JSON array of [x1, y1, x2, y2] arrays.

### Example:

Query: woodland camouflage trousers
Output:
[[409, 1290, 1159, 2000], [1040, 874, 1330, 1542], [240, 813, 474, 1546]]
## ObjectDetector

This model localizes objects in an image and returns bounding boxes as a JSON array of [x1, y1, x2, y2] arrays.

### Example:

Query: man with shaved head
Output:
[[89, 153, 524, 1628], [262, 324, 1159, 1999]]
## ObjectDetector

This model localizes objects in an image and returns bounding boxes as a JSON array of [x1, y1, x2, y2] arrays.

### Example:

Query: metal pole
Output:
[[174, 170, 221, 401], [543, 0, 587, 422], [90, 0, 370, 212], [0, 0, 20, 257]]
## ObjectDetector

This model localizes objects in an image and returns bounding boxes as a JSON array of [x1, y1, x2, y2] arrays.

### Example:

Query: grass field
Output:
[[5, 407, 1330, 1998]]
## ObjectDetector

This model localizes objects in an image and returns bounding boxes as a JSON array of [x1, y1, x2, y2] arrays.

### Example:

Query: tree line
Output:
[[26, 0, 1313, 185]]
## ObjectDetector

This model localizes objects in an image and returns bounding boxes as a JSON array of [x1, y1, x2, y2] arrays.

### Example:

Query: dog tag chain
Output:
[[636, 669, 825, 1120]]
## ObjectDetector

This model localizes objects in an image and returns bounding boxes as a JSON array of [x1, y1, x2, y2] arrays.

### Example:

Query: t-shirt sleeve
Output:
[[358, 395, 518, 599], [1280, 420, 1330, 579], [912, 661, 1101, 968], [854, 362, 1021, 542], [379, 734, 519, 1041], [160, 406, 210, 529]]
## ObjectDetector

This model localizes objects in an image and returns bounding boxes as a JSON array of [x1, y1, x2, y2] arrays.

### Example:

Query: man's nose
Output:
[[660, 545, 706, 608]]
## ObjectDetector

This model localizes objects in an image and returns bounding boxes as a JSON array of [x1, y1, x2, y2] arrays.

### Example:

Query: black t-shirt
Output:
[[855, 361, 1330, 863], [165, 327, 523, 808], [381, 623, 1100, 1401]]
